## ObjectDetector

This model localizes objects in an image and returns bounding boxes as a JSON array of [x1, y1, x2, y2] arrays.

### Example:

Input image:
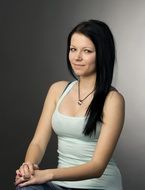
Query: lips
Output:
[[72, 64, 85, 70], [73, 63, 85, 67]]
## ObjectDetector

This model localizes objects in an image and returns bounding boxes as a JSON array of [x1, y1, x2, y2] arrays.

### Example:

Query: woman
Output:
[[15, 19, 125, 190]]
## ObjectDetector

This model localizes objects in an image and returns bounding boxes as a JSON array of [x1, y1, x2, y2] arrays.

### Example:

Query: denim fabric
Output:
[[15, 182, 65, 190], [15, 182, 104, 190]]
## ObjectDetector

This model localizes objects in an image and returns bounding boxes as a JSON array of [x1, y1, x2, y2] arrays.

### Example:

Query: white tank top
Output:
[[52, 81, 122, 190]]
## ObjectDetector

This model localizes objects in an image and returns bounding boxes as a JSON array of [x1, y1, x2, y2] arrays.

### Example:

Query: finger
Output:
[[27, 163, 34, 175], [18, 176, 35, 187], [22, 164, 31, 178], [15, 176, 28, 186], [15, 174, 21, 181], [16, 169, 22, 177], [15, 172, 31, 184], [19, 165, 26, 177], [19, 163, 31, 179]]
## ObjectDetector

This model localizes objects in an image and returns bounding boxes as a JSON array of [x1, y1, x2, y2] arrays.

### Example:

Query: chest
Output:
[[58, 90, 94, 117]]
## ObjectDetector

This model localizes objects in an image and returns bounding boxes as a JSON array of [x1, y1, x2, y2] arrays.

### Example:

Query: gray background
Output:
[[0, 0, 145, 189]]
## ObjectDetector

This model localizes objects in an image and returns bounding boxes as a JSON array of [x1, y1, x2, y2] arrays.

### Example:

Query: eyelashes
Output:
[[69, 47, 94, 53], [70, 47, 76, 52]]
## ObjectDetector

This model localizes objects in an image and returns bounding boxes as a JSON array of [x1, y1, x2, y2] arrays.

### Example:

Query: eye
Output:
[[70, 47, 76, 52], [84, 49, 92, 53]]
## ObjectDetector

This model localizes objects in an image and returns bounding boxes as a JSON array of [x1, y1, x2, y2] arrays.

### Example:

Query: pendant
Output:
[[78, 100, 82, 105]]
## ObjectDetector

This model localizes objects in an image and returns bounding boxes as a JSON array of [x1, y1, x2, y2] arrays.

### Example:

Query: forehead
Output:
[[70, 33, 95, 48]]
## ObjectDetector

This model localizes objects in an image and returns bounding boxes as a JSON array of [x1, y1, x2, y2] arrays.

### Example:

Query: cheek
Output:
[[87, 55, 96, 66], [85, 56, 96, 72], [68, 53, 73, 63], [92, 55, 96, 65]]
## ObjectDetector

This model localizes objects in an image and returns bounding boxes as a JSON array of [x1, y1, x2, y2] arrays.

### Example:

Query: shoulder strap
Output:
[[60, 81, 72, 97], [110, 86, 118, 92]]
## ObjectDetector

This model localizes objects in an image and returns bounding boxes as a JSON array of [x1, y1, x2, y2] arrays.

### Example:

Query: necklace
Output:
[[77, 80, 95, 105]]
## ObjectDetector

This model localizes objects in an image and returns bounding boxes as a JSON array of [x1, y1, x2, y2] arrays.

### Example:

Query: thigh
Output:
[[15, 183, 69, 190], [15, 184, 104, 190], [46, 184, 105, 190], [15, 184, 48, 190]]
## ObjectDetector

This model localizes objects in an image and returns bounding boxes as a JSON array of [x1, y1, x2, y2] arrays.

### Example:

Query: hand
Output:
[[15, 169, 53, 187], [15, 162, 39, 182]]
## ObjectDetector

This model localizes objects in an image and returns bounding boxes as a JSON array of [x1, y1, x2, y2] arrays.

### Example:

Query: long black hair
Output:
[[66, 20, 116, 136]]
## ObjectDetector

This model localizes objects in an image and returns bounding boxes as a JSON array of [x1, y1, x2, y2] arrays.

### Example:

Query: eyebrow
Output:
[[70, 45, 95, 49]]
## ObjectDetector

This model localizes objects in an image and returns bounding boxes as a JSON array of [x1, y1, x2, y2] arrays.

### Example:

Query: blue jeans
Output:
[[15, 182, 104, 190], [15, 182, 71, 189]]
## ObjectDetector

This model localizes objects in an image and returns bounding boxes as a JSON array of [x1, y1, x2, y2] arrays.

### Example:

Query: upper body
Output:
[[15, 20, 125, 189], [51, 80, 124, 190]]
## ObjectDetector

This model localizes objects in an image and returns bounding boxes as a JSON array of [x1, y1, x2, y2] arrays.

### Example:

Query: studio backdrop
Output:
[[0, 0, 145, 189]]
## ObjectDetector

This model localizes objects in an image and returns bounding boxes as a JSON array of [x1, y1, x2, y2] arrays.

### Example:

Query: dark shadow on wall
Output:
[[0, 0, 70, 189]]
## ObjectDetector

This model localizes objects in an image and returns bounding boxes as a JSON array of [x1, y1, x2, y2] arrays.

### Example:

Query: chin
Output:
[[73, 71, 86, 76]]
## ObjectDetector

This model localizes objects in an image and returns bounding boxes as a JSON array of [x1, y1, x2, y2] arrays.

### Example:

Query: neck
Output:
[[78, 74, 96, 92]]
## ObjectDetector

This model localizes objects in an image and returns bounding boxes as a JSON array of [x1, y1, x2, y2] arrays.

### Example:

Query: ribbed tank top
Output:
[[52, 81, 122, 190]]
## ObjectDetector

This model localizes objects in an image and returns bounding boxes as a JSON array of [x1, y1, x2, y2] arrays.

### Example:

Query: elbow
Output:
[[90, 161, 106, 178], [93, 168, 104, 178], [95, 169, 104, 178]]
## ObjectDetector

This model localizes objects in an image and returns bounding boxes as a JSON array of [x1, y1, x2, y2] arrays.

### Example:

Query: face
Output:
[[69, 32, 96, 77]]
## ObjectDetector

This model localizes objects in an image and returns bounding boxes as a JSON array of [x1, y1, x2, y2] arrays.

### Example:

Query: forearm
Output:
[[24, 143, 45, 165], [48, 161, 103, 181]]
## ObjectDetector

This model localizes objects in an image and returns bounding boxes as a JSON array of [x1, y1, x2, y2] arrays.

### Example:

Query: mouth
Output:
[[72, 63, 85, 68]]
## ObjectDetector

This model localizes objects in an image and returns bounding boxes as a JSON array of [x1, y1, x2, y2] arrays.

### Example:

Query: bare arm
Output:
[[16, 90, 125, 187], [24, 84, 57, 165], [16, 81, 68, 178]]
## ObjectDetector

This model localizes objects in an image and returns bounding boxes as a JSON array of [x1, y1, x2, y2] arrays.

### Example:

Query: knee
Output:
[[15, 185, 47, 190], [15, 186, 22, 190], [15, 186, 31, 190]]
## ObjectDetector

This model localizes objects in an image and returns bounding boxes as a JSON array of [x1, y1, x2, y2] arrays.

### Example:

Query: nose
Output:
[[75, 51, 83, 61]]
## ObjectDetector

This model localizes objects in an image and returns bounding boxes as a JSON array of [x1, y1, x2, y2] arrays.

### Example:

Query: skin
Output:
[[15, 33, 125, 187]]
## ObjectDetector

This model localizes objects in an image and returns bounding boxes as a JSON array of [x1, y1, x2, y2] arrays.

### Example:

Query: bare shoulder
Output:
[[103, 90, 125, 124], [51, 80, 69, 87], [48, 80, 70, 102], [50, 80, 69, 93], [104, 90, 125, 109]]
